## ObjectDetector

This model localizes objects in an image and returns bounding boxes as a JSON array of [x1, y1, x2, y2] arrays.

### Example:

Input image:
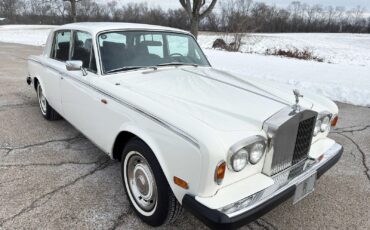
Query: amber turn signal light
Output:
[[215, 161, 226, 185], [174, 176, 189, 189], [331, 116, 338, 127]]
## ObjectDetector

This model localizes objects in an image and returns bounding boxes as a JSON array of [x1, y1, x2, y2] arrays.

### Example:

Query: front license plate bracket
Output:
[[293, 171, 317, 204]]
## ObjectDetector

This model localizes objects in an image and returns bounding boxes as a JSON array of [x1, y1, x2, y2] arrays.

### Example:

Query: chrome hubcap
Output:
[[126, 152, 157, 212], [37, 84, 47, 115]]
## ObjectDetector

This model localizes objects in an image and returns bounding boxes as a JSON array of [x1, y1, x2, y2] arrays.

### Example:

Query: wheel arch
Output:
[[112, 130, 137, 161], [33, 76, 47, 97], [111, 126, 171, 181], [33, 77, 39, 91], [111, 125, 188, 203]]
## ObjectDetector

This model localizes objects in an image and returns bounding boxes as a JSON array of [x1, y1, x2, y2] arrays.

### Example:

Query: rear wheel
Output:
[[121, 138, 182, 226], [37, 83, 61, 121]]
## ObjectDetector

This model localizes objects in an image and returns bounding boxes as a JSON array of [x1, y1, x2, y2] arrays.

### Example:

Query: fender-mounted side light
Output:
[[215, 161, 226, 185], [174, 176, 189, 189], [331, 116, 339, 127]]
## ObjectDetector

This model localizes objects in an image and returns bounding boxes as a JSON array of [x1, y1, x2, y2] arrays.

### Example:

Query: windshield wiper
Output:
[[106, 66, 157, 74], [156, 62, 198, 67], [106, 63, 197, 74]]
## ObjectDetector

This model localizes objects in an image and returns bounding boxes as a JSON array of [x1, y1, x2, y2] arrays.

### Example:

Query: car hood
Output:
[[105, 66, 314, 132]]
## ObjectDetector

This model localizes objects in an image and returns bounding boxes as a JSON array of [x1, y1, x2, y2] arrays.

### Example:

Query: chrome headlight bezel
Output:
[[227, 135, 267, 172], [314, 112, 333, 136]]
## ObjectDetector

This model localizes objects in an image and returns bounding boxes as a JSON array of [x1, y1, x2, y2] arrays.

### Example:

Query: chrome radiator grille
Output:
[[292, 117, 316, 164], [263, 108, 317, 176]]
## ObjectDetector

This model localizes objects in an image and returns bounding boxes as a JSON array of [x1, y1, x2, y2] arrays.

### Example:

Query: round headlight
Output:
[[320, 116, 331, 132], [249, 142, 265, 164], [313, 119, 322, 136], [230, 149, 248, 172]]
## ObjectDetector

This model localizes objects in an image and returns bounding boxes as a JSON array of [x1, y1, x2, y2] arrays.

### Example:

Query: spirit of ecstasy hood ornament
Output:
[[292, 89, 303, 112]]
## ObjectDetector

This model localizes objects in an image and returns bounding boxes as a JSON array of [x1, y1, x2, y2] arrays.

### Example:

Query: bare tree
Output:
[[216, 0, 253, 51], [63, 0, 81, 22], [2, 0, 369, 33], [107, 1, 118, 19], [54, 0, 69, 23], [0, 0, 21, 21], [179, 0, 218, 38]]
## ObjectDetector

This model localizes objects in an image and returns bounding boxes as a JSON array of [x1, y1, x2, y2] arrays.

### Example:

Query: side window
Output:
[[167, 34, 189, 56], [52, 31, 71, 61], [72, 31, 96, 72]]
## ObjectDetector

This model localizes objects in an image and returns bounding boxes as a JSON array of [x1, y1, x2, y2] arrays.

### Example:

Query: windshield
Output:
[[97, 31, 210, 74]]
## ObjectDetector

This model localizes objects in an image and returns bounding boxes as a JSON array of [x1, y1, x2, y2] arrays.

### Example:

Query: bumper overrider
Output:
[[182, 143, 343, 230]]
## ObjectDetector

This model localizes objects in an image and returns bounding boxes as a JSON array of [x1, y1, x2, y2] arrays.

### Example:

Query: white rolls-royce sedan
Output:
[[27, 23, 343, 229]]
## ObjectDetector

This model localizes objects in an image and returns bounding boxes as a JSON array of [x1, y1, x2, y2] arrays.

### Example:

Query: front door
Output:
[[60, 30, 110, 151]]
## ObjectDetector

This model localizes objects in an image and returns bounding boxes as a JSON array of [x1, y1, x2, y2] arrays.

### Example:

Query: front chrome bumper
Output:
[[182, 143, 343, 230]]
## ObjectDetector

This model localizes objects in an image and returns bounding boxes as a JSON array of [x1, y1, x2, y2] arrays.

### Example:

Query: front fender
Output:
[[111, 122, 203, 203]]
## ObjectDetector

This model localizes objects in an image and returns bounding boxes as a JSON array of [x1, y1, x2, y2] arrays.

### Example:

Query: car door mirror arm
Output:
[[66, 60, 88, 76], [81, 67, 88, 76]]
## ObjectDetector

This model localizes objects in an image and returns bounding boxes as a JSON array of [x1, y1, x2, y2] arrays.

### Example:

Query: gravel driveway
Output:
[[0, 43, 369, 229]]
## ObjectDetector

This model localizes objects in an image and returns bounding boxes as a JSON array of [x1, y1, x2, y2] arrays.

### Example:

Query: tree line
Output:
[[1, 0, 369, 34]]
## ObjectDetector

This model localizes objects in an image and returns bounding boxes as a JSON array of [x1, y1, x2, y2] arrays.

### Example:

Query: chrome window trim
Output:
[[95, 29, 212, 76], [50, 30, 73, 62], [27, 58, 200, 149], [71, 30, 98, 74]]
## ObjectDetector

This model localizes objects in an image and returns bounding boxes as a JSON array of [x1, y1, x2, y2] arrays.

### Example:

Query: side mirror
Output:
[[66, 60, 87, 76]]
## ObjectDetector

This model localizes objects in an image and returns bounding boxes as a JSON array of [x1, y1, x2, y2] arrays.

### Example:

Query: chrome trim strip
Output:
[[95, 29, 211, 75], [65, 77, 200, 149], [219, 143, 342, 218], [182, 69, 291, 106], [28, 58, 200, 149], [28, 58, 43, 66], [29, 58, 64, 75], [212, 69, 292, 105]]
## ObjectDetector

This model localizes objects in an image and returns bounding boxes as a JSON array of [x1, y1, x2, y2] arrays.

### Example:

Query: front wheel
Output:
[[36, 83, 60, 121], [121, 138, 182, 226]]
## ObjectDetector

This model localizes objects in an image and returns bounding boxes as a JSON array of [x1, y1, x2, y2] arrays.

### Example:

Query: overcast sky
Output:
[[111, 0, 369, 10]]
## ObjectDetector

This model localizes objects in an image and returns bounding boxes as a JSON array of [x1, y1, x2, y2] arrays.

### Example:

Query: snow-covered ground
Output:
[[0, 25, 369, 106], [0, 25, 54, 46], [204, 49, 370, 106], [198, 33, 370, 67]]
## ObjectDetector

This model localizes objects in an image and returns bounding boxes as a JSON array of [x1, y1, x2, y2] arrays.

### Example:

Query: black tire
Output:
[[36, 83, 61, 121], [121, 138, 182, 226]]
